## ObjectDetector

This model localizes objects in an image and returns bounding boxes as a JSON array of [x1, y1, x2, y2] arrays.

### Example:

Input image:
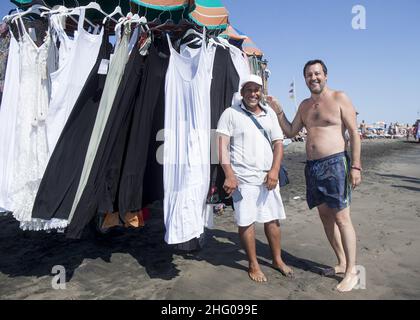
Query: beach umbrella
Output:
[[130, 0, 189, 11], [188, 0, 228, 30], [130, 0, 190, 22], [242, 36, 263, 57], [219, 24, 247, 41]]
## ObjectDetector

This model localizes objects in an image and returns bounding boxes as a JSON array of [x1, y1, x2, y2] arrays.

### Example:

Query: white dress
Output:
[[0, 32, 20, 212], [164, 32, 212, 244], [9, 17, 51, 225], [50, 13, 77, 70], [46, 8, 103, 154]]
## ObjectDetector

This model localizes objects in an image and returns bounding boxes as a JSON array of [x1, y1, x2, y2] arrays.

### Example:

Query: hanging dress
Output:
[[163, 31, 212, 244], [224, 40, 251, 90], [116, 35, 169, 217], [0, 31, 20, 212], [46, 8, 104, 154], [67, 24, 131, 225], [9, 16, 51, 226], [67, 35, 170, 239], [30, 24, 110, 231], [206, 44, 240, 205], [50, 13, 76, 69], [0, 25, 10, 103], [65, 41, 147, 239]]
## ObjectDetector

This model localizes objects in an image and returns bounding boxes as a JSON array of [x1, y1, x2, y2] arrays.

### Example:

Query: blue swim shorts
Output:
[[304, 152, 352, 210]]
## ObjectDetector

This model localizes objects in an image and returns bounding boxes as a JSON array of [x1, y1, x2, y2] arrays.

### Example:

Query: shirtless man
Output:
[[266, 60, 362, 292]]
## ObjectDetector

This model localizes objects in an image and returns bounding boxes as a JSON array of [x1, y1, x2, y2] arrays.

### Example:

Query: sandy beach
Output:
[[0, 138, 419, 300]]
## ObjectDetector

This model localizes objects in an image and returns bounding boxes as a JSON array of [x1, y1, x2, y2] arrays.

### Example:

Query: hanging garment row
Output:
[[0, 3, 251, 245]]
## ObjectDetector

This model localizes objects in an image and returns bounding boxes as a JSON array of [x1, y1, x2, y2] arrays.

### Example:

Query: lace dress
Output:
[[9, 17, 53, 229]]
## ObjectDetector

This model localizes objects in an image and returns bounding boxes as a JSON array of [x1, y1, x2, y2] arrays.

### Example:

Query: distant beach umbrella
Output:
[[188, 0, 229, 30], [242, 36, 263, 57], [219, 24, 248, 41]]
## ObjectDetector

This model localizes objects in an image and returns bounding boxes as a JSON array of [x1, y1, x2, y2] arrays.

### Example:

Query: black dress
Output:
[[117, 38, 169, 215], [208, 46, 240, 206], [32, 28, 111, 223], [67, 37, 169, 239]]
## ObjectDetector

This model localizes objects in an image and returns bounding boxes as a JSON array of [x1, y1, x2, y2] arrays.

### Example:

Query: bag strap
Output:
[[241, 104, 272, 147]]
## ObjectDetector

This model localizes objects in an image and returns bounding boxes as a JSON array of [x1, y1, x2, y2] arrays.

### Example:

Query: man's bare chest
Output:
[[302, 101, 342, 128]]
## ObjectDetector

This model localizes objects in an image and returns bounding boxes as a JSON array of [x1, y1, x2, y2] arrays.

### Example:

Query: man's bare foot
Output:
[[248, 268, 267, 282], [272, 262, 294, 278], [336, 273, 359, 292]]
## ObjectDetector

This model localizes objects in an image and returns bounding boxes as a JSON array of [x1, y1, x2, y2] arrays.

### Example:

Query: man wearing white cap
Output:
[[216, 74, 293, 282]]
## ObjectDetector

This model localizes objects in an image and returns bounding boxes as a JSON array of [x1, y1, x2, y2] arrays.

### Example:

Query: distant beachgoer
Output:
[[267, 59, 362, 292], [416, 123, 420, 142], [217, 75, 293, 283], [360, 120, 367, 139]]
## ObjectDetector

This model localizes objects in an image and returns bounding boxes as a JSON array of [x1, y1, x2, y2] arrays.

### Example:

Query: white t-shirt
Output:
[[217, 100, 284, 185]]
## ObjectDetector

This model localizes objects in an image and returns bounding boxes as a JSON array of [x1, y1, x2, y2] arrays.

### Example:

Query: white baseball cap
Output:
[[240, 74, 263, 88]]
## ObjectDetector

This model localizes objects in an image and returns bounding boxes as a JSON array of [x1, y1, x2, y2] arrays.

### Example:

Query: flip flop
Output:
[[320, 267, 336, 276], [273, 265, 295, 278]]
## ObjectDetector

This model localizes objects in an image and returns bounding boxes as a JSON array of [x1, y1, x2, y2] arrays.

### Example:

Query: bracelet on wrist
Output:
[[351, 166, 362, 172]]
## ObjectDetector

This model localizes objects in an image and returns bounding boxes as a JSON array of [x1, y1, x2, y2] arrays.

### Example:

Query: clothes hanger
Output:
[[148, 10, 176, 32], [147, 8, 166, 27], [41, 1, 96, 29], [7, 8, 20, 17], [63, 1, 118, 23], [114, 13, 129, 31], [5, 4, 50, 23], [123, 4, 148, 30], [102, 1, 123, 24]]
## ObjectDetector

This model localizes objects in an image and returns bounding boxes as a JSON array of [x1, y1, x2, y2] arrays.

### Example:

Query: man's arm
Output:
[[218, 134, 238, 196], [338, 92, 362, 188], [266, 96, 304, 138], [265, 140, 283, 190]]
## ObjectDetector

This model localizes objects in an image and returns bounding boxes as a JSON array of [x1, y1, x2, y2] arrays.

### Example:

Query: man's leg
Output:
[[334, 206, 358, 292], [318, 203, 347, 273], [239, 224, 267, 282], [264, 220, 294, 277]]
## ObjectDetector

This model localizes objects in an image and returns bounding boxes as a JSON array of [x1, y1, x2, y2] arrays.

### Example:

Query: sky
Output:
[[224, 0, 420, 125], [1, 0, 419, 125]]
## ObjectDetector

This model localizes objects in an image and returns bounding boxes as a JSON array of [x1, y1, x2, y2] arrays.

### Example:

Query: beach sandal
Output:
[[272, 264, 295, 278], [320, 266, 346, 276], [320, 267, 336, 276]]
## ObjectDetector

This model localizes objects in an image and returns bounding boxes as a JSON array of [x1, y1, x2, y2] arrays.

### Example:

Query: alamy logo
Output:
[[354, 265, 367, 289], [352, 5, 367, 30], [51, 265, 66, 290]]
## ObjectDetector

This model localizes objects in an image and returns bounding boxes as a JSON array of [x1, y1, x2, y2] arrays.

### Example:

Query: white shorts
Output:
[[233, 184, 286, 227]]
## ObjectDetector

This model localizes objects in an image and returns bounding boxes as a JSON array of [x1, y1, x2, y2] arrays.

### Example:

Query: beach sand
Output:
[[0, 139, 419, 300]]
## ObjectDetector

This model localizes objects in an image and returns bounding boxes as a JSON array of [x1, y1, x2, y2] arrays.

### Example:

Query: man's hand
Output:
[[264, 169, 279, 190], [223, 175, 238, 196], [350, 169, 362, 189], [266, 96, 283, 115]]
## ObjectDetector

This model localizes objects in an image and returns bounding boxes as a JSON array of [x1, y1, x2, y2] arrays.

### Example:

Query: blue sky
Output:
[[1, 0, 419, 124], [224, 0, 420, 125]]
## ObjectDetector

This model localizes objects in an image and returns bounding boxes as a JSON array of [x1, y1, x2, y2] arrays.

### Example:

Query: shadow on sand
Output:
[[0, 209, 179, 283], [0, 211, 335, 284], [182, 228, 340, 281]]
